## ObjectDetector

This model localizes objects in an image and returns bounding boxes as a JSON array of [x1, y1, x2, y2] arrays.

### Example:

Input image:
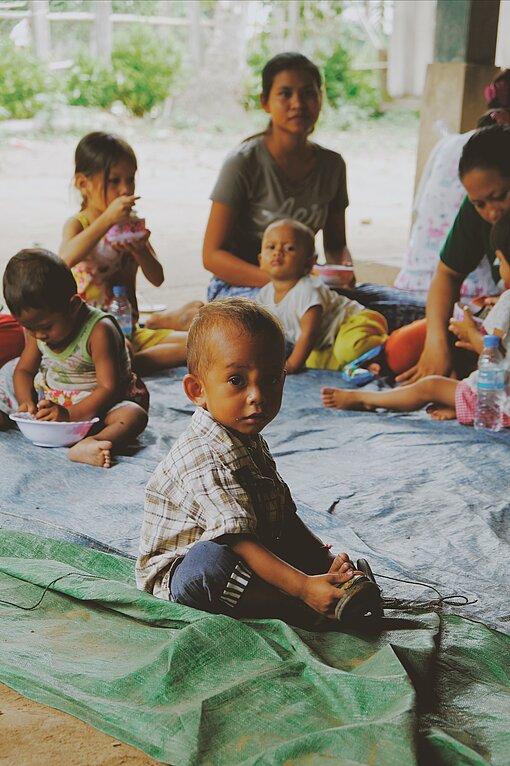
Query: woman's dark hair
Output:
[[75, 131, 137, 206], [3, 248, 77, 316], [459, 125, 510, 179], [261, 52, 322, 102], [490, 210, 510, 262]]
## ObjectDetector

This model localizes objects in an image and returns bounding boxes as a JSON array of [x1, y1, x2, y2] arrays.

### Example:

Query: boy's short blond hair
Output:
[[263, 218, 316, 259], [187, 298, 285, 378]]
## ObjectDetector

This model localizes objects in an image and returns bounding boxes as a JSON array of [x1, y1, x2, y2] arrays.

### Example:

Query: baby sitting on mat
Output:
[[255, 218, 388, 373]]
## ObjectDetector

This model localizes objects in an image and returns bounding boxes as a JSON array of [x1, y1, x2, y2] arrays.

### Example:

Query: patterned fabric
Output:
[[462, 290, 510, 416], [72, 213, 140, 323], [34, 306, 131, 396], [0, 307, 149, 415], [455, 381, 510, 427], [394, 132, 498, 299], [136, 407, 297, 599]]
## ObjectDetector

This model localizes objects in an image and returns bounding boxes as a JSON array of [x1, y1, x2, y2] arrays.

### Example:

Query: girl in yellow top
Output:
[[59, 131, 201, 375]]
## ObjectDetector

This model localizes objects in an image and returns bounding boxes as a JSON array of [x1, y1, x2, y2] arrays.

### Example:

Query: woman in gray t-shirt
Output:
[[203, 52, 354, 302], [202, 52, 425, 331]]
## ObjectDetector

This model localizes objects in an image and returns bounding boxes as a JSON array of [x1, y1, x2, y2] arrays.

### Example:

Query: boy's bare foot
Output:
[[426, 403, 457, 421], [321, 387, 373, 411], [145, 301, 204, 331], [68, 437, 112, 468]]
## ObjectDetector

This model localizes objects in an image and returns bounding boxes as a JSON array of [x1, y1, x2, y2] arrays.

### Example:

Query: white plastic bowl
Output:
[[9, 413, 99, 448]]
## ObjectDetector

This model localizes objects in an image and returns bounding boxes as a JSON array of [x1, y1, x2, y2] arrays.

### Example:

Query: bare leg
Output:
[[132, 331, 187, 375], [145, 301, 203, 331], [68, 402, 148, 468], [322, 376, 459, 415]]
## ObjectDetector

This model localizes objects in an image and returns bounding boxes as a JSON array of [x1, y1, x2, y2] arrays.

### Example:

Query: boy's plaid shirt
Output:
[[136, 407, 296, 598]]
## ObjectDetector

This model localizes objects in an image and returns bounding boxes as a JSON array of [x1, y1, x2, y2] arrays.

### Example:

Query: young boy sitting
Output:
[[0, 248, 148, 467], [255, 219, 389, 374], [136, 299, 381, 627]]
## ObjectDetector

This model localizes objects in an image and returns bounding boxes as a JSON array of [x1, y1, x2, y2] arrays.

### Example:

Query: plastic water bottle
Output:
[[474, 335, 505, 432], [109, 285, 133, 338]]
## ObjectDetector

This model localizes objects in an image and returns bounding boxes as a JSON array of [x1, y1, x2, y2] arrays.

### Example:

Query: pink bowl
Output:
[[312, 264, 354, 286]]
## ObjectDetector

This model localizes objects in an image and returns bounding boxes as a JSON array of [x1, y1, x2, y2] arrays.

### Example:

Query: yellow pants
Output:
[[306, 309, 388, 371], [131, 325, 174, 353]]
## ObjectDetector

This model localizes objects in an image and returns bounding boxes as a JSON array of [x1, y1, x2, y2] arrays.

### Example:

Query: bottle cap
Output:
[[483, 334, 500, 348], [112, 285, 126, 297]]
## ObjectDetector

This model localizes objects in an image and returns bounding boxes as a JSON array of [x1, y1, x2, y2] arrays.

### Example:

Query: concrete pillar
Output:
[[415, 0, 500, 190], [93, 0, 112, 64], [387, 0, 435, 98], [29, 0, 50, 61], [188, 0, 202, 71]]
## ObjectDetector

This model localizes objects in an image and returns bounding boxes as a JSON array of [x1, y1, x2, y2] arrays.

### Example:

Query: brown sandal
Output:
[[334, 560, 383, 624]]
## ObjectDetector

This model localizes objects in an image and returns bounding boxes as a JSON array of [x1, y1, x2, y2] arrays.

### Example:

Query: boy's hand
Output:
[[328, 552, 355, 574], [17, 401, 37, 417], [105, 195, 140, 226], [301, 570, 355, 617], [35, 400, 69, 422]]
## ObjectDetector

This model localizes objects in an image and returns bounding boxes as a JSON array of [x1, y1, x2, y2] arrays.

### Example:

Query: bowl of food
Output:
[[312, 264, 354, 287], [105, 217, 146, 245], [9, 413, 99, 448]]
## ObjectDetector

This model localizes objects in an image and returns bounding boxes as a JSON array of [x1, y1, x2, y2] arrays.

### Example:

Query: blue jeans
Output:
[[169, 541, 250, 613]]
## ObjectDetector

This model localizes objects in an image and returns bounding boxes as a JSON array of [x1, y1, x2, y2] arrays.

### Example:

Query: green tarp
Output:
[[0, 531, 508, 765]]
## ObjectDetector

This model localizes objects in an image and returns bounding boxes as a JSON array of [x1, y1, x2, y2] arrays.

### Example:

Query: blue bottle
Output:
[[474, 335, 505, 432], [109, 286, 133, 338]]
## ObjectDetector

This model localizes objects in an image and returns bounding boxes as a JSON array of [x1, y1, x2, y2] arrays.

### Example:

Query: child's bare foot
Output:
[[426, 403, 457, 421], [68, 436, 112, 468], [321, 387, 373, 411], [145, 300, 203, 331]]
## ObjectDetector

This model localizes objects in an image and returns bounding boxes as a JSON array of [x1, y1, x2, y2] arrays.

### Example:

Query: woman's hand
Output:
[[396, 343, 453, 385], [35, 400, 69, 422]]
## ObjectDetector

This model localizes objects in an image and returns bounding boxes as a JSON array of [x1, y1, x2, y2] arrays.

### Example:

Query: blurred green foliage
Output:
[[112, 26, 181, 116], [65, 51, 118, 109], [64, 27, 181, 117], [0, 40, 55, 120]]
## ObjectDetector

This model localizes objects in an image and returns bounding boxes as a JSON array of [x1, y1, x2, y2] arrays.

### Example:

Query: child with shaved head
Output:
[[137, 299, 381, 627], [256, 218, 388, 373]]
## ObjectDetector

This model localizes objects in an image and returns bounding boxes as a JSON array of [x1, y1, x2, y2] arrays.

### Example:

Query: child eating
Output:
[[136, 299, 381, 627], [0, 249, 148, 467], [321, 210, 510, 426], [59, 131, 201, 375], [255, 219, 388, 373]]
